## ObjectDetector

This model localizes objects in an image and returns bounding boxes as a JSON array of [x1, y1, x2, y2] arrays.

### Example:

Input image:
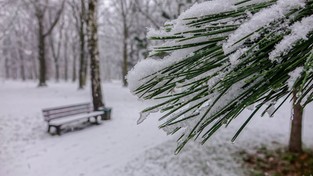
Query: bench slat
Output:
[[49, 111, 104, 126], [43, 103, 92, 121], [44, 107, 91, 121], [43, 106, 91, 115], [42, 103, 91, 112]]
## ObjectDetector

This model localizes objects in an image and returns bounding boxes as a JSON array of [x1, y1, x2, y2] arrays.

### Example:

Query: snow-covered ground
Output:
[[0, 81, 312, 176]]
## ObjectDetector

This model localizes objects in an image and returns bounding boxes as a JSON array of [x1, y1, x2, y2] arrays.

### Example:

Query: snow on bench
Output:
[[42, 103, 105, 135]]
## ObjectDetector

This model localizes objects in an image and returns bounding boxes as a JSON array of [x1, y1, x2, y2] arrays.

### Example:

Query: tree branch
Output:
[[43, 0, 65, 37]]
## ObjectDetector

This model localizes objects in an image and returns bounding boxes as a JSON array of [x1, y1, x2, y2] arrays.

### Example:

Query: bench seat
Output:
[[49, 111, 104, 126]]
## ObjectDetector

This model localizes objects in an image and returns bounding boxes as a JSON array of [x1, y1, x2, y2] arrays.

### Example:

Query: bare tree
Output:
[[63, 27, 69, 81], [15, 31, 26, 81], [28, 0, 65, 86], [71, 41, 78, 82], [113, 0, 135, 87], [69, 0, 88, 89], [87, 0, 104, 110], [48, 17, 64, 82]]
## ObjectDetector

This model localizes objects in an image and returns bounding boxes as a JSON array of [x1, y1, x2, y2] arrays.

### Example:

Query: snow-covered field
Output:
[[1, 81, 312, 176]]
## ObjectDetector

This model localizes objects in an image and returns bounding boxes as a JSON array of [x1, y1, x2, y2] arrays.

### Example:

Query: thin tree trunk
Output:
[[87, 0, 104, 110], [73, 59, 77, 82], [5, 57, 10, 79], [122, 26, 128, 87], [49, 28, 63, 82], [121, 1, 128, 87], [79, 0, 87, 89], [72, 44, 77, 82], [289, 90, 303, 153], [78, 33, 87, 88], [38, 18, 47, 87], [82, 1, 89, 86], [32, 56, 38, 80], [64, 33, 69, 81], [55, 62, 60, 81], [49, 34, 60, 82], [83, 52, 88, 85], [18, 48, 26, 81]]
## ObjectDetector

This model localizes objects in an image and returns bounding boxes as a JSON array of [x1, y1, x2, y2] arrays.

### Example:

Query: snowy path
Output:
[[0, 81, 312, 176], [0, 81, 169, 176]]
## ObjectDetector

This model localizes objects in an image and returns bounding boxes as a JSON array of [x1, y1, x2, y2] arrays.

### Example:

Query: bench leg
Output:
[[87, 116, 100, 124], [47, 125, 51, 133], [56, 126, 61, 136], [94, 116, 99, 124]]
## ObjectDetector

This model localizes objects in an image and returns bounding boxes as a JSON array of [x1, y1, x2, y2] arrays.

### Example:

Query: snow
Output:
[[0, 81, 169, 176], [127, 46, 201, 94], [287, 67, 304, 90], [147, 0, 273, 44], [269, 15, 313, 62], [223, 0, 306, 54], [229, 48, 248, 67], [1, 81, 312, 176], [178, 0, 237, 20]]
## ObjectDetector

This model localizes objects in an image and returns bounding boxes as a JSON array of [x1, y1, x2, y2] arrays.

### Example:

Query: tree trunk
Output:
[[38, 19, 47, 87], [87, 0, 104, 110], [78, 38, 86, 88], [49, 35, 60, 82], [121, 5, 128, 87], [49, 30, 62, 82], [64, 34, 69, 81], [72, 44, 77, 82], [55, 62, 60, 82], [32, 56, 38, 80], [78, 32, 87, 88], [18, 49, 26, 81], [122, 28, 128, 87], [4, 57, 10, 79], [289, 91, 303, 153], [79, 0, 87, 89]]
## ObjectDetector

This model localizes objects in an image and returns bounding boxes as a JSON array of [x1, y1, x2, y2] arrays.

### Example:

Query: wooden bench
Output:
[[42, 103, 108, 135]]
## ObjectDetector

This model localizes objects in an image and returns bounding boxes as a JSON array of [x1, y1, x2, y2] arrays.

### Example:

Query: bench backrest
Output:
[[42, 103, 93, 122]]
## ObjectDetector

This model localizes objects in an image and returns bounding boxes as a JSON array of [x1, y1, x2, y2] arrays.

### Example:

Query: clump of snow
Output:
[[223, 0, 306, 54], [266, 105, 276, 117], [147, 27, 171, 39], [127, 46, 201, 94], [269, 15, 313, 62], [178, 0, 237, 20], [148, 0, 272, 39], [178, 0, 274, 21], [229, 48, 248, 67], [287, 67, 304, 90]]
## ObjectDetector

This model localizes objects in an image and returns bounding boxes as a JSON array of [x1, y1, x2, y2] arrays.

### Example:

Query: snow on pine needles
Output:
[[128, 0, 313, 154]]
